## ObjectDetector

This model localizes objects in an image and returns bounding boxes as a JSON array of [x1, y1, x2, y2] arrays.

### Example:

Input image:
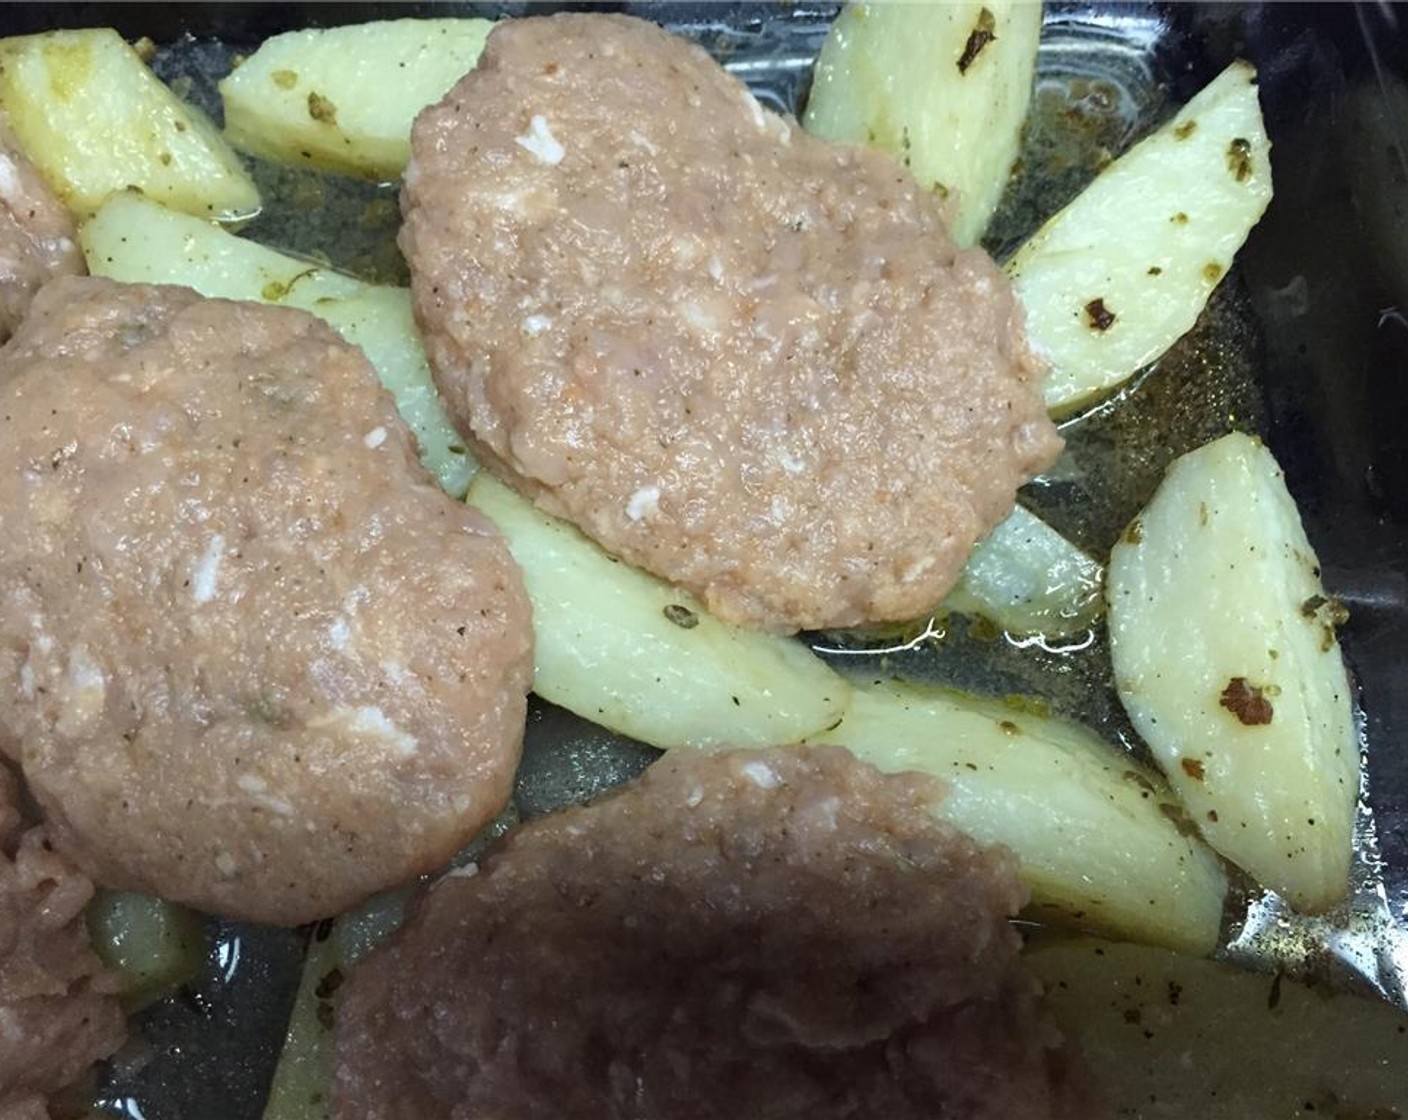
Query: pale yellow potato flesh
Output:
[[944, 504, 1104, 635], [0, 28, 259, 220], [808, 679, 1229, 955], [1009, 61, 1273, 413], [1107, 432, 1359, 914], [78, 192, 472, 497], [220, 18, 493, 181], [803, 0, 1041, 248], [1029, 937, 1408, 1119], [86, 891, 204, 1011], [468, 472, 851, 750]]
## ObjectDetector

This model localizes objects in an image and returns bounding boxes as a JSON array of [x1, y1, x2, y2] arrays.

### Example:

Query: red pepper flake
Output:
[[1220, 677, 1273, 725], [1084, 298, 1117, 332], [957, 8, 997, 74], [1180, 757, 1206, 781]]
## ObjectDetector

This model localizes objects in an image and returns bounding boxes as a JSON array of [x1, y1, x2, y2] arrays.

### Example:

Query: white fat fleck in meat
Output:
[[442, 861, 480, 881], [0, 154, 19, 205], [18, 662, 36, 700], [521, 314, 553, 337], [516, 114, 565, 166], [744, 92, 768, 132], [777, 450, 805, 475], [739, 760, 781, 789], [680, 302, 717, 334], [237, 773, 295, 817], [328, 616, 352, 653], [901, 555, 937, 584], [707, 257, 725, 284], [625, 485, 661, 522], [214, 852, 238, 877], [191, 534, 226, 605], [56, 646, 107, 736], [322, 704, 419, 755], [363, 426, 388, 450], [811, 795, 841, 831]]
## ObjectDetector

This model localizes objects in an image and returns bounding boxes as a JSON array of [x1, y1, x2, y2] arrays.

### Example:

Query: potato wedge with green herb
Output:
[[1009, 61, 1272, 413], [221, 19, 492, 180], [79, 192, 472, 496], [1108, 433, 1358, 913], [1029, 938, 1408, 1118], [469, 472, 850, 750], [810, 679, 1229, 954], [0, 28, 259, 220], [803, 0, 1041, 248]]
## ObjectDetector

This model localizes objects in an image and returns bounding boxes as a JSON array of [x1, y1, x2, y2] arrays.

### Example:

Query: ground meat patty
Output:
[[333, 746, 1090, 1120], [0, 276, 533, 926], [0, 118, 83, 342], [402, 14, 1061, 633], [0, 768, 125, 1119]]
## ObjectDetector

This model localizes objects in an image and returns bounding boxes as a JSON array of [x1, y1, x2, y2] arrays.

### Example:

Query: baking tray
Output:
[[2, 3, 1404, 1117]]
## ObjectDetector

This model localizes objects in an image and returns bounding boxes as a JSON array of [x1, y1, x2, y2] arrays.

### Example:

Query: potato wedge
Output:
[[810, 679, 1228, 954], [86, 891, 204, 1011], [1029, 938, 1408, 1118], [1009, 61, 1272, 413], [1107, 432, 1358, 913], [79, 191, 472, 497], [221, 18, 492, 181], [468, 472, 850, 750], [803, 1, 1040, 248], [0, 28, 259, 220], [944, 505, 1104, 635]]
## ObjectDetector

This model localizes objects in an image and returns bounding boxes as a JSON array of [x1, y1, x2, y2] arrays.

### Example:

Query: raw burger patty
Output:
[[334, 746, 1090, 1120], [0, 117, 84, 342], [0, 277, 533, 925], [0, 764, 126, 1119], [402, 13, 1061, 633]]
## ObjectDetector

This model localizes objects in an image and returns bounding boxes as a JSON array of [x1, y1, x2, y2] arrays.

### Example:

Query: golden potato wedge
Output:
[[221, 19, 492, 180], [0, 28, 259, 219]]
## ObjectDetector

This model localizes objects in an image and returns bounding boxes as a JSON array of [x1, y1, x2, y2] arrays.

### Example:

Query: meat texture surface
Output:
[[334, 745, 1091, 1120], [0, 117, 83, 343], [402, 13, 1060, 633], [0, 277, 533, 925], [0, 765, 125, 1120]]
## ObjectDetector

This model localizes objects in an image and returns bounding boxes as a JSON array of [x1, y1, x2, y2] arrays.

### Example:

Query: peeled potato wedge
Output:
[[0, 28, 259, 220], [86, 890, 204, 1012], [803, 0, 1041, 248], [809, 679, 1229, 954], [1107, 432, 1358, 913], [221, 18, 492, 180], [79, 192, 472, 497], [469, 472, 851, 750], [1009, 61, 1273, 413], [944, 504, 1104, 635], [1029, 938, 1408, 1119]]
